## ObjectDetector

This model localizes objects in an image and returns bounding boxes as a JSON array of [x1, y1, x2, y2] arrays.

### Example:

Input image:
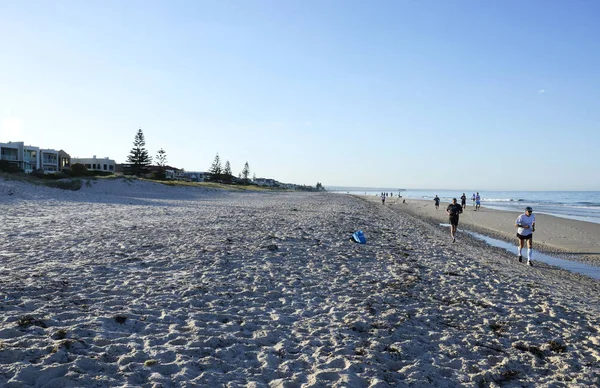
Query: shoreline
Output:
[[361, 196, 600, 267]]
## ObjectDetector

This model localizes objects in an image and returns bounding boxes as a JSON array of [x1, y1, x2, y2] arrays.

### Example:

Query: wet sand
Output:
[[380, 197, 600, 266]]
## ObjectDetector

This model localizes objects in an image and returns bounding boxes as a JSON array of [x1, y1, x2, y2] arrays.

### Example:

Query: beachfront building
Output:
[[40, 149, 60, 173], [58, 150, 71, 170], [279, 182, 297, 190], [254, 178, 278, 187], [0, 141, 42, 172], [164, 169, 176, 180], [23, 145, 41, 172], [176, 171, 209, 182], [0, 141, 24, 169], [72, 156, 115, 173]]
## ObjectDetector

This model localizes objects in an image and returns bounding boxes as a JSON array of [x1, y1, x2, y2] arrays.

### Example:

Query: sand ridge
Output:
[[1, 178, 599, 387]]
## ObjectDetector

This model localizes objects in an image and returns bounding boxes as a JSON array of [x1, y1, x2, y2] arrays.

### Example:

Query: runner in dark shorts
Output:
[[446, 198, 463, 243], [515, 206, 536, 265], [449, 215, 459, 226], [461, 193, 467, 208]]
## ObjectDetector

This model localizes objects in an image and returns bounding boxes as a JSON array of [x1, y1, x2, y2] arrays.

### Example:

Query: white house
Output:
[[23, 145, 40, 172], [176, 171, 209, 182], [40, 149, 59, 173], [279, 183, 296, 190], [0, 141, 41, 172], [71, 156, 115, 173], [164, 169, 176, 180], [254, 178, 278, 187]]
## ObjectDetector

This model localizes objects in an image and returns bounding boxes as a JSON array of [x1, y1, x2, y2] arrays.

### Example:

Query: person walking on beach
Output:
[[446, 198, 463, 243], [434, 195, 440, 210], [472, 193, 476, 207], [381, 193, 385, 204], [475, 192, 481, 211], [515, 206, 536, 266], [461, 193, 467, 208]]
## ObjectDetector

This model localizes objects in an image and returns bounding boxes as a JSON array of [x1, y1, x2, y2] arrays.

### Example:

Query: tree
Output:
[[127, 128, 152, 176], [156, 148, 167, 167], [242, 161, 250, 183], [316, 182, 324, 191], [223, 161, 233, 183], [208, 153, 222, 181]]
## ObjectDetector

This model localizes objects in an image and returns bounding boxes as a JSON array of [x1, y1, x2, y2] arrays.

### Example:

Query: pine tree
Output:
[[209, 153, 222, 181], [223, 161, 232, 183], [242, 161, 250, 183], [156, 148, 167, 167], [127, 128, 152, 176]]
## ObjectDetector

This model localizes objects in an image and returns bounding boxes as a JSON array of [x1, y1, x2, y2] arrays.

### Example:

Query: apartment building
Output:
[[0, 141, 41, 173], [40, 149, 59, 172], [71, 156, 115, 173]]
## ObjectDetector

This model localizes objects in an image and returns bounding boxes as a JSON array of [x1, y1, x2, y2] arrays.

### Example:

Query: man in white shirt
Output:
[[515, 206, 536, 266]]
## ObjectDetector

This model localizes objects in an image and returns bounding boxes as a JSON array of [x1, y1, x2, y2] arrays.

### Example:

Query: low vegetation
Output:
[[153, 179, 279, 191], [1, 170, 315, 193]]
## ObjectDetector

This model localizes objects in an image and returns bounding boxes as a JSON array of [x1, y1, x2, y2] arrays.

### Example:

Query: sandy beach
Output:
[[1, 178, 600, 387], [381, 197, 600, 266]]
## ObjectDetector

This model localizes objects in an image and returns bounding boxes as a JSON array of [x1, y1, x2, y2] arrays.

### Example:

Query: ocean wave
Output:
[[564, 204, 600, 210], [482, 198, 524, 202], [573, 201, 600, 207]]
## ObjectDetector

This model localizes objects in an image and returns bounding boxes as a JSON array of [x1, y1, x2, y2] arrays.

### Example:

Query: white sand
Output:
[[1, 178, 599, 387]]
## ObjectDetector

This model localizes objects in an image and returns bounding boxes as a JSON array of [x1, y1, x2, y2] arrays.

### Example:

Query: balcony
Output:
[[1, 155, 19, 161]]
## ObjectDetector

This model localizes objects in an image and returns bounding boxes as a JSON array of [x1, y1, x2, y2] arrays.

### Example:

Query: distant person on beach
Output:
[[434, 195, 440, 210], [515, 206, 536, 266], [446, 198, 463, 243], [381, 193, 385, 204], [472, 193, 476, 206], [461, 193, 467, 208], [475, 192, 481, 211]]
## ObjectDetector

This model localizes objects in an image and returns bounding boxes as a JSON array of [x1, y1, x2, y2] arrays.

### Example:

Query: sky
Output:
[[1, 0, 599, 191]]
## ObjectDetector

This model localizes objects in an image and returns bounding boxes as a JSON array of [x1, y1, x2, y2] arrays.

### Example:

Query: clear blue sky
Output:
[[1, 0, 599, 190]]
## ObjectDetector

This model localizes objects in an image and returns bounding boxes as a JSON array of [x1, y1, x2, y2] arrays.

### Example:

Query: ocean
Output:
[[327, 187, 600, 225]]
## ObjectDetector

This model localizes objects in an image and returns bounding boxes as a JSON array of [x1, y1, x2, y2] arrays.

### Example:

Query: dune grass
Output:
[[152, 179, 282, 191], [1, 172, 288, 192]]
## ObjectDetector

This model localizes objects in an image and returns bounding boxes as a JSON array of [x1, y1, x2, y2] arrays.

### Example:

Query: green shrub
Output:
[[31, 169, 47, 178], [32, 171, 63, 180], [44, 179, 82, 191], [0, 160, 22, 173], [150, 170, 166, 181], [93, 170, 114, 177], [65, 163, 92, 177]]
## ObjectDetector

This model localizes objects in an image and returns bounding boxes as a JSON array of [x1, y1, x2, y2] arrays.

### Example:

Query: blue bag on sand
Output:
[[352, 230, 367, 244]]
